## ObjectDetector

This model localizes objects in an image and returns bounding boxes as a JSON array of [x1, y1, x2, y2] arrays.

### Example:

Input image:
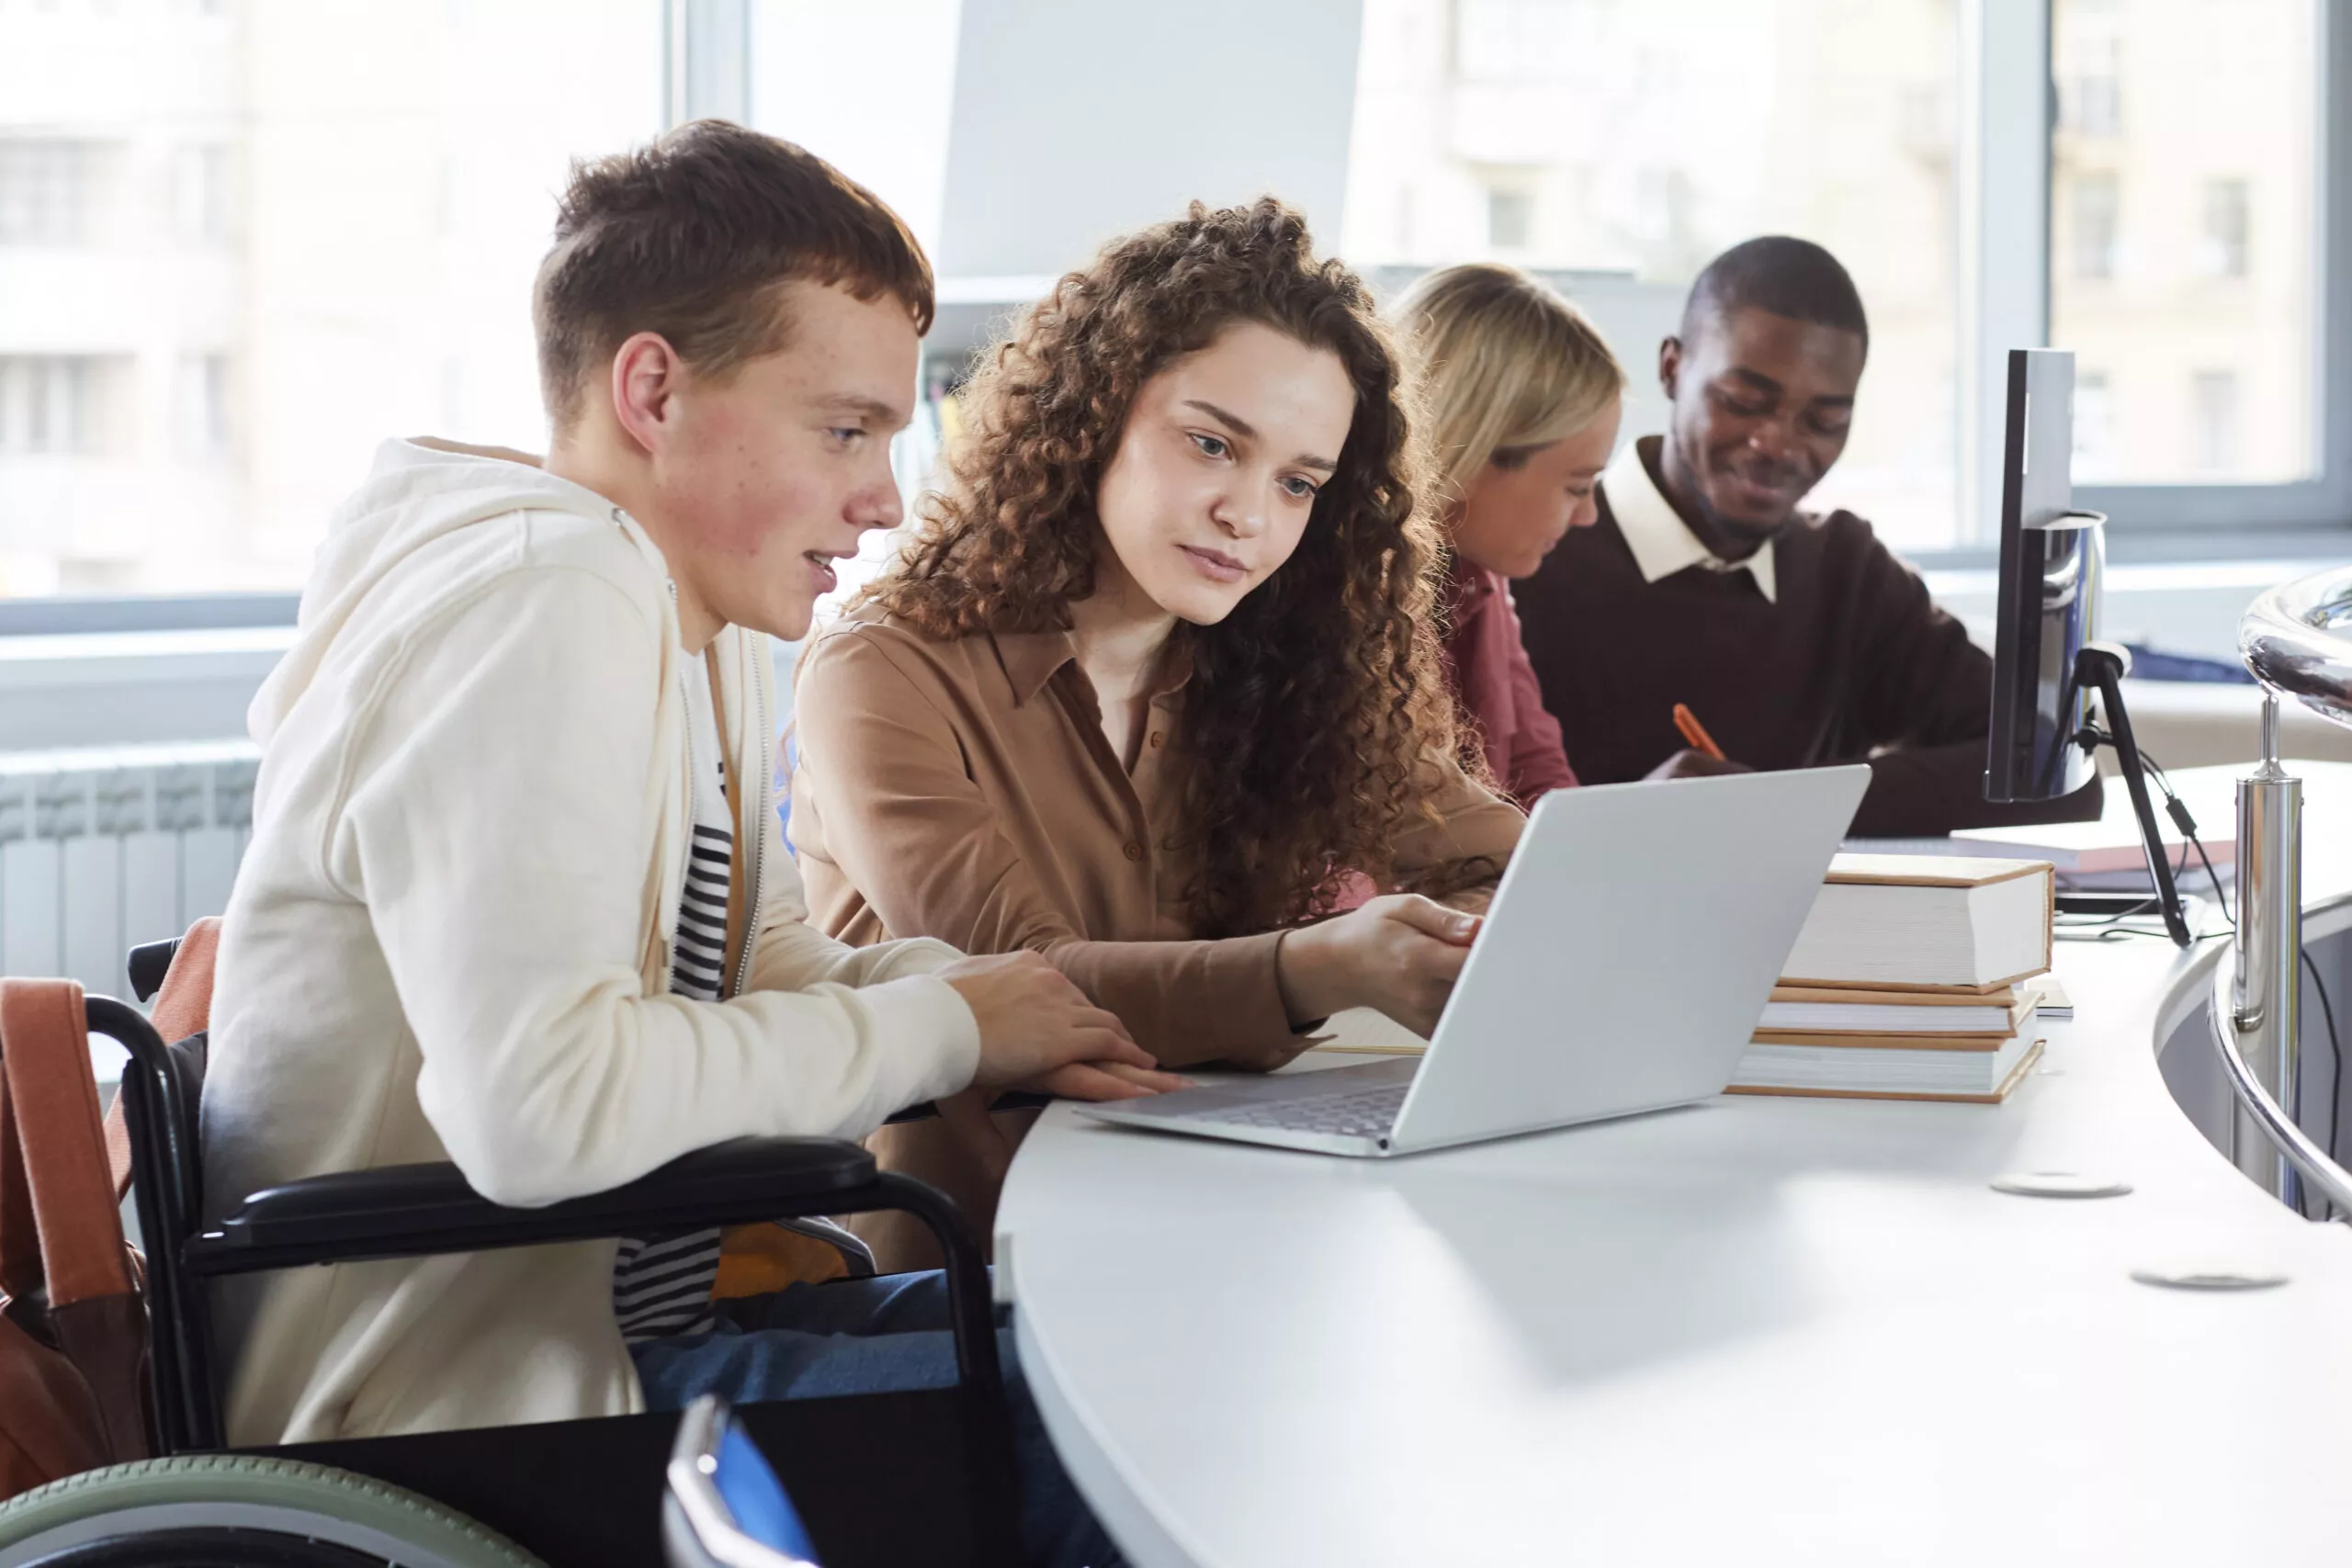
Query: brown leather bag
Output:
[[0, 978, 152, 1502]]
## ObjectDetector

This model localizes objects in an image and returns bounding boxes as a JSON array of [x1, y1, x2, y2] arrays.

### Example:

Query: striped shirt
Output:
[[612, 652, 731, 1343]]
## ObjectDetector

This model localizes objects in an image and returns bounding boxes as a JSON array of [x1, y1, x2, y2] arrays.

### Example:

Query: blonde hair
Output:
[[1393, 264, 1626, 511]]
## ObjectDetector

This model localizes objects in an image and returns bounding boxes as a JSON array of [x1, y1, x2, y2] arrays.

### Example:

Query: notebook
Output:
[[1949, 822, 2236, 876], [1781, 855, 2054, 993]]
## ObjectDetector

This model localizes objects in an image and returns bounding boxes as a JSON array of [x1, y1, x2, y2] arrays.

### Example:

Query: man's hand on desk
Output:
[[1023, 1059, 1193, 1100], [1277, 893, 1481, 1039], [944, 951, 1182, 1101], [1646, 748, 1756, 782]]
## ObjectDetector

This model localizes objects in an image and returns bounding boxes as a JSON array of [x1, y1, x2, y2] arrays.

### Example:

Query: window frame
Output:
[[8, 0, 2346, 632]]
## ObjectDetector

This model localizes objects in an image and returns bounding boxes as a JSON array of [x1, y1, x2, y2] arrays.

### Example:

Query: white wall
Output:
[[932, 0, 1365, 279], [751, 0, 966, 259]]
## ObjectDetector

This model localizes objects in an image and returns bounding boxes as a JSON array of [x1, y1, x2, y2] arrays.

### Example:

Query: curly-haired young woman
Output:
[[786, 201, 1523, 1261]]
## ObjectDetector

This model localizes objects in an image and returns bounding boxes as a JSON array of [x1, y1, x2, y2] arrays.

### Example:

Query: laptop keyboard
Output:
[[1186, 1082, 1410, 1138]]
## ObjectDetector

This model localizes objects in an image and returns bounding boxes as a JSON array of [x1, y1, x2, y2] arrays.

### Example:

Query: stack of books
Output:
[[1727, 854, 2057, 1104]]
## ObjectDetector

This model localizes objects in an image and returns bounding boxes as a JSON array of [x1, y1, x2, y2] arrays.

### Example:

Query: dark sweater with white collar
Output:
[[1514, 442, 2103, 837]]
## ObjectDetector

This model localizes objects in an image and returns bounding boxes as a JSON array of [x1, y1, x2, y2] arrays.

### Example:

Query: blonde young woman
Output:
[[1392, 264, 1625, 805]]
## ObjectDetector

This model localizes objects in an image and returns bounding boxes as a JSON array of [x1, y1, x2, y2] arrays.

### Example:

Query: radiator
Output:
[[0, 741, 260, 1004]]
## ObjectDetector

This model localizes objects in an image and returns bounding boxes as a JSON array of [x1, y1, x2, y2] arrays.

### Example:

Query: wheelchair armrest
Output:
[[129, 937, 181, 1003], [884, 1089, 1054, 1124], [187, 1135, 876, 1274]]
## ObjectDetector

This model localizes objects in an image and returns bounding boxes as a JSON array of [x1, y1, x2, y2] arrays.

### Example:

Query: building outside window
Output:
[[1486, 185, 1534, 250], [0, 139, 99, 246], [2051, 0, 2317, 489], [2063, 24, 2123, 136], [0, 356, 108, 455], [177, 353, 232, 459], [2192, 368, 2240, 474], [2200, 176, 2250, 279], [2070, 172, 2120, 281], [0, 0, 662, 597], [0, 0, 2337, 597], [2073, 370, 2116, 481], [174, 142, 236, 247], [1343, 0, 1961, 551]]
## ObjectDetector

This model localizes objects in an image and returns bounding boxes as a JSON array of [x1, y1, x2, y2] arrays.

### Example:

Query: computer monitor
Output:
[[1982, 346, 2189, 946], [1985, 348, 2102, 804]]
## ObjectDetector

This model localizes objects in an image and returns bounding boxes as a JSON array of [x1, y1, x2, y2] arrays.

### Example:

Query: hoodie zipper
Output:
[[666, 580, 695, 990], [661, 573, 763, 999], [730, 634, 767, 1000]]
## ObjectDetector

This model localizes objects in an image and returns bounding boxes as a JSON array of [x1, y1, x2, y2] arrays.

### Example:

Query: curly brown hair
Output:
[[865, 198, 1465, 939]]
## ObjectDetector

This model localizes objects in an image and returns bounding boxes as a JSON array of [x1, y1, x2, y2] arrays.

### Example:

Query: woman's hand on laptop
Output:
[[944, 951, 1179, 1100], [1276, 894, 1481, 1039]]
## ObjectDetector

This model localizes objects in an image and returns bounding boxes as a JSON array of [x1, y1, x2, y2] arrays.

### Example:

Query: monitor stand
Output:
[[2075, 644, 2193, 948]]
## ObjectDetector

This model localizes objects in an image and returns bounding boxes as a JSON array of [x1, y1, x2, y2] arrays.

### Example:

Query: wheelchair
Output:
[[0, 938, 1024, 1568], [663, 1393, 827, 1568]]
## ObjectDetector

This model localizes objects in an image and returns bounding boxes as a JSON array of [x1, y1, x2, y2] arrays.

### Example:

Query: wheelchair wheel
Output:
[[0, 1455, 546, 1568]]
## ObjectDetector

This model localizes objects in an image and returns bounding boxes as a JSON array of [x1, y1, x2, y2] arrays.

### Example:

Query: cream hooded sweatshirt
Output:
[[200, 440, 979, 1444]]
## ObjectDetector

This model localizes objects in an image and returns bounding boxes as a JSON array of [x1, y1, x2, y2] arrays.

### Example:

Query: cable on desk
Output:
[[2051, 823, 2199, 943], [2042, 741, 2214, 945]]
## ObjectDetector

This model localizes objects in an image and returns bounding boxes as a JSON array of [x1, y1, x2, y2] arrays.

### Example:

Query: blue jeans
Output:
[[631, 1271, 1122, 1568]]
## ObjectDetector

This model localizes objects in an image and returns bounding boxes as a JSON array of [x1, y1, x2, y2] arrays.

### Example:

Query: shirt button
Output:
[[1123, 841, 1147, 863], [1148, 731, 1164, 749]]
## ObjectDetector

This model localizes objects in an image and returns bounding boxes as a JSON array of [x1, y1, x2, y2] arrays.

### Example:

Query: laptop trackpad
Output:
[[1118, 1056, 1419, 1118]]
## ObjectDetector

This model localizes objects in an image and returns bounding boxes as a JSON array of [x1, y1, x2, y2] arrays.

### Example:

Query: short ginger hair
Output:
[[532, 119, 934, 431]]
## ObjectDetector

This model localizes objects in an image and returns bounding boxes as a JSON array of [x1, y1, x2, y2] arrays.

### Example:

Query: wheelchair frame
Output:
[[80, 953, 1023, 1568]]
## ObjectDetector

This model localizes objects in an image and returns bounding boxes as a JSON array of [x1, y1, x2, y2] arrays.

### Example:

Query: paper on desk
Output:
[[2037, 973, 2074, 1018], [1307, 1006, 1430, 1055]]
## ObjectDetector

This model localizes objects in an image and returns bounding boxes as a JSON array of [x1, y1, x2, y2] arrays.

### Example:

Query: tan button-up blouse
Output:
[[788, 609, 1526, 1068]]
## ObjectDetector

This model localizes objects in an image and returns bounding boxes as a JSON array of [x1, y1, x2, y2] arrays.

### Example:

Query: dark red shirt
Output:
[[1442, 559, 1578, 807]]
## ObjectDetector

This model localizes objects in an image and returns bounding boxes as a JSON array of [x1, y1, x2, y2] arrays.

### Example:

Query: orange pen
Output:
[[1672, 703, 1726, 761]]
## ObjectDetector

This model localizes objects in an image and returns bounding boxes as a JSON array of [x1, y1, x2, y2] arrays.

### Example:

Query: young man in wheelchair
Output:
[[200, 120, 1173, 1566]]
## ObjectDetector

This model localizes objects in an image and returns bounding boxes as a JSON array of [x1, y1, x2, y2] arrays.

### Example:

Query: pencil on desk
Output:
[[1672, 703, 1726, 761]]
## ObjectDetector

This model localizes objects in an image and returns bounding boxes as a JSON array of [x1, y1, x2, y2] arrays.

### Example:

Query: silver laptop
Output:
[[1080, 764, 1871, 1157]]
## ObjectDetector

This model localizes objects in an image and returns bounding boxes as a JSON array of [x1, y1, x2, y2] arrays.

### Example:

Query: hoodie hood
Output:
[[251, 439, 662, 744]]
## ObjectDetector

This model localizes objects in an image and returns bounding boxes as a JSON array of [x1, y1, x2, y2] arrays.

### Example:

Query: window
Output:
[[2052, 0, 2320, 489], [2074, 370, 2117, 481], [1343, 0, 1961, 551], [1486, 186, 1533, 251], [2192, 369, 2240, 474], [177, 354, 232, 459], [2070, 172, 2120, 281], [0, 140, 100, 246], [0, 0, 664, 598], [2061, 25, 2123, 136], [174, 143, 236, 247], [2200, 176, 2250, 279], [0, 357, 115, 455]]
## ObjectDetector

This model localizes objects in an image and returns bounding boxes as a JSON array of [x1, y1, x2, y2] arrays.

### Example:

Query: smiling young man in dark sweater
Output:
[[1512, 236, 2101, 837]]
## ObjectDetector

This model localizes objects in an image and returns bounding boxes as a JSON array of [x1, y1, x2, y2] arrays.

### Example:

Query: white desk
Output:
[[996, 763, 2352, 1566]]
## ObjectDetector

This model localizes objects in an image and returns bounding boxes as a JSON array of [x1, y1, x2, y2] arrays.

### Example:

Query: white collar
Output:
[[1601, 438, 1778, 604]]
